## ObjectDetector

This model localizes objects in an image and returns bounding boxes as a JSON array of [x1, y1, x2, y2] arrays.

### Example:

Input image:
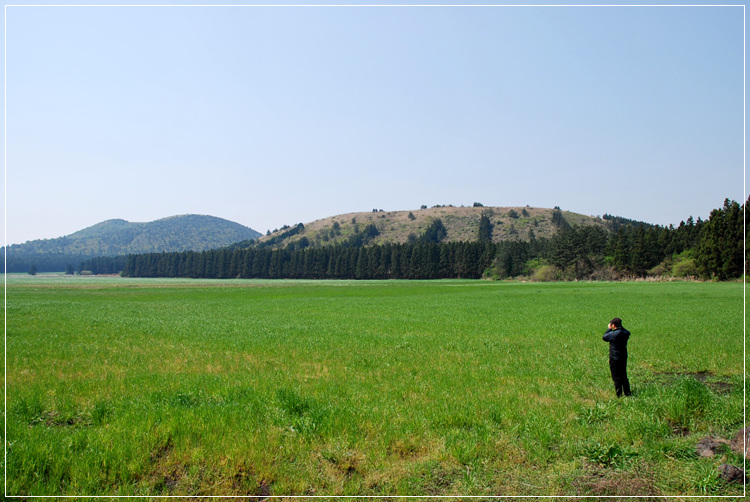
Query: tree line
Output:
[[115, 198, 747, 281], [121, 241, 497, 280]]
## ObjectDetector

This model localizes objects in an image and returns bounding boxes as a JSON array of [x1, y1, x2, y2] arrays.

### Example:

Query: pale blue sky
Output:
[[4, 1, 745, 245]]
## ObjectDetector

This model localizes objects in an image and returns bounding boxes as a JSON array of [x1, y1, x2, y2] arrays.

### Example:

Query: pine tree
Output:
[[420, 219, 447, 243], [696, 199, 743, 280], [478, 214, 493, 242]]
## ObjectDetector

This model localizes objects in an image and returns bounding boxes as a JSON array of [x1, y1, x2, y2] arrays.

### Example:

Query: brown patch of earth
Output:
[[731, 427, 750, 459], [571, 463, 662, 497], [653, 370, 733, 394]]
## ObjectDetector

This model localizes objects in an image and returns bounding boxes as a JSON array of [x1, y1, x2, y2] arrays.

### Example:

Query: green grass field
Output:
[[4, 275, 745, 497]]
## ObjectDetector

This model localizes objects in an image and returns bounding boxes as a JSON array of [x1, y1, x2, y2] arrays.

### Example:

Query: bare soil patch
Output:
[[571, 463, 662, 497]]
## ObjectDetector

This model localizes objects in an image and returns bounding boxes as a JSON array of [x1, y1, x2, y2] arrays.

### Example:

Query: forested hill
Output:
[[5, 215, 261, 273], [122, 198, 746, 282]]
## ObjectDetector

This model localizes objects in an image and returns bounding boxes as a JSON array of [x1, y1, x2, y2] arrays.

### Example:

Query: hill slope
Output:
[[254, 205, 608, 249], [5, 215, 261, 272]]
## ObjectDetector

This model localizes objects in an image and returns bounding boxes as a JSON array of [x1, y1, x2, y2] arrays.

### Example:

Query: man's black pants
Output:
[[609, 357, 631, 397]]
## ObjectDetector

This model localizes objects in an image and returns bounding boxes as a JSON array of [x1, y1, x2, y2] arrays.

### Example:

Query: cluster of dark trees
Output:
[[79, 256, 128, 275], [696, 198, 745, 280], [75, 198, 746, 282], [8, 253, 88, 274], [121, 241, 497, 280]]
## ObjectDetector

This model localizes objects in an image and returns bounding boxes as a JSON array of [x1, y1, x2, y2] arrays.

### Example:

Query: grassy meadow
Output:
[[4, 275, 745, 497]]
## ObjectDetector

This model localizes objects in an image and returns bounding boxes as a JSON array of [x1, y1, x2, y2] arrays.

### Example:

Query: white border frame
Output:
[[3, 2, 746, 499]]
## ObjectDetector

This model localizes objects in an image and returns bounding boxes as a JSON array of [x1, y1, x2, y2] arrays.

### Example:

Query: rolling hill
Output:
[[5, 215, 261, 273], [252, 205, 610, 250]]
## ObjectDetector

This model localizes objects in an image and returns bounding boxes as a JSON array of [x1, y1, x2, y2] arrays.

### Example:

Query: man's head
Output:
[[610, 317, 623, 328]]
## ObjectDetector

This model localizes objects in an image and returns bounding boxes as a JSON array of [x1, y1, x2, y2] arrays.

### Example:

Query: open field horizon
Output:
[[4, 276, 745, 497]]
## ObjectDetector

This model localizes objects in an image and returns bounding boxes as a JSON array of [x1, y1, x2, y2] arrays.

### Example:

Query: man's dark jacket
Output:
[[603, 327, 630, 360]]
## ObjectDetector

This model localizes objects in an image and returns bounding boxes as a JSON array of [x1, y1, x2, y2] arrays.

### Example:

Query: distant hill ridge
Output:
[[5, 206, 649, 273], [253, 205, 614, 250], [5, 214, 261, 272]]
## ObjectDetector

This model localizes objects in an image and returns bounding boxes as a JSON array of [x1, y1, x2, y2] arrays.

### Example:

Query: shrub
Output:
[[589, 266, 621, 281], [673, 258, 698, 278], [533, 265, 560, 282], [648, 259, 672, 277]]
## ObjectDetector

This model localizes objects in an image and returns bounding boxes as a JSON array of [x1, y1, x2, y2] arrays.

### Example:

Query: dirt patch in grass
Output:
[[571, 464, 662, 497], [387, 435, 431, 460], [655, 369, 711, 381], [149, 436, 174, 463], [408, 459, 464, 496], [36, 409, 92, 428], [152, 462, 186, 494], [668, 420, 690, 437], [653, 370, 733, 394], [317, 447, 365, 489], [148, 436, 181, 494], [230, 468, 271, 500]]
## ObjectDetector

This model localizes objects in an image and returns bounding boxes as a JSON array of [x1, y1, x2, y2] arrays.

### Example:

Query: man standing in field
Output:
[[603, 317, 631, 397]]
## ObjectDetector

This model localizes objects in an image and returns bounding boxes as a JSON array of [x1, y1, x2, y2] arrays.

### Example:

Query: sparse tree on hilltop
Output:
[[478, 214, 493, 242], [420, 219, 448, 243]]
